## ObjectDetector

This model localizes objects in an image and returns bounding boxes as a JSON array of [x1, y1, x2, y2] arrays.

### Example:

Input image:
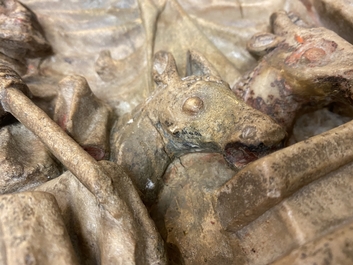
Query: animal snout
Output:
[[240, 121, 286, 148], [259, 122, 287, 147]]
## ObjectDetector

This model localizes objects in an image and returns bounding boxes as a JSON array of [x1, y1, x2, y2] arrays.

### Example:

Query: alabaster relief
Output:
[[1, 0, 353, 265]]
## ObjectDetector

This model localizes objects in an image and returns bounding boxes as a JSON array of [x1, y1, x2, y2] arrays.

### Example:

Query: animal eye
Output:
[[301, 47, 326, 63], [182, 96, 204, 115]]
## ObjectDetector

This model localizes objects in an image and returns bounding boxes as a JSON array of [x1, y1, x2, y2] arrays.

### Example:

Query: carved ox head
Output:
[[150, 51, 286, 168]]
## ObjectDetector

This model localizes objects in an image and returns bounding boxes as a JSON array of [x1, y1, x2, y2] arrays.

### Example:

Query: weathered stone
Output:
[[1, 1, 353, 264], [0, 191, 79, 265], [0, 123, 61, 194], [216, 119, 353, 232], [0, 65, 32, 125], [151, 153, 238, 264], [289, 107, 351, 144], [111, 50, 285, 205], [0, 65, 168, 264], [0, 0, 51, 61], [53, 75, 113, 160], [233, 10, 353, 130], [310, 0, 353, 44], [36, 163, 167, 265], [271, 220, 353, 265], [233, 158, 353, 265]]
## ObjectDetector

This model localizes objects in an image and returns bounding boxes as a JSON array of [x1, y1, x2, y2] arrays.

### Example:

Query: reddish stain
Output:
[[303, 47, 326, 62], [83, 145, 105, 161], [285, 52, 301, 65], [285, 39, 337, 66], [15, 18, 26, 24], [344, 69, 353, 77], [295, 34, 304, 44], [58, 114, 68, 130]]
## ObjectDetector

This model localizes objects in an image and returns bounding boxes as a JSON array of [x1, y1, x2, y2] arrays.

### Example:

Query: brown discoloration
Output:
[[151, 153, 238, 265], [0, 0, 51, 60], [235, 157, 353, 265], [0, 0, 51, 125], [216, 119, 353, 232], [111, 51, 286, 205], [0, 123, 62, 194], [284, 37, 337, 66], [0, 64, 32, 125], [0, 192, 79, 264], [0, 66, 167, 264], [5, 3, 353, 265], [234, 11, 353, 131], [53, 75, 112, 161], [272, 221, 353, 265], [302, 47, 326, 62]]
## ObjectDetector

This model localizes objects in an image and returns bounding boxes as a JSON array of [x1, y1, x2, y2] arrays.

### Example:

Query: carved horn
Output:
[[186, 50, 221, 78], [270, 10, 301, 37], [152, 51, 180, 85]]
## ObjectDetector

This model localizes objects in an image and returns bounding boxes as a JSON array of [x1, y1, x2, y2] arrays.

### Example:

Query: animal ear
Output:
[[247, 32, 284, 58], [270, 10, 302, 36], [186, 50, 221, 78], [153, 51, 180, 85]]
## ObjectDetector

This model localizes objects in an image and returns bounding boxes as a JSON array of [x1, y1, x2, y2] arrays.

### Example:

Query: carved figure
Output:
[[151, 9, 353, 264], [234, 10, 353, 131], [0, 52, 285, 263], [0, 65, 167, 264], [0, 0, 51, 75], [0, 0, 51, 125], [111, 50, 285, 205], [2, 1, 353, 265], [0, 0, 60, 194]]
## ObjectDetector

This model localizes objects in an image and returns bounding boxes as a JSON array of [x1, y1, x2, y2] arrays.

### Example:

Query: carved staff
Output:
[[0, 65, 112, 203]]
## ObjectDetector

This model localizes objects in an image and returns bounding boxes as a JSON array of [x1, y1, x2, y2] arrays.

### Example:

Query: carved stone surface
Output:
[[53, 75, 112, 161], [1, 0, 353, 264], [236, 160, 353, 265], [111, 50, 285, 205], [216, 119, 353, 232], [0, 123, 61, 194], [233, 10, 353, 130], [150, 153, 239, 264], [0, 191, 78, 265], [35, 163, 167, 265], [271, 220, 353, 265]]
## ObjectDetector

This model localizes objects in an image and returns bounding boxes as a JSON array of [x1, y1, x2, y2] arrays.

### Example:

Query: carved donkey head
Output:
[[110, 50, 286, 205], [150, 50, 286, 168], [235, 11, 353, 129]]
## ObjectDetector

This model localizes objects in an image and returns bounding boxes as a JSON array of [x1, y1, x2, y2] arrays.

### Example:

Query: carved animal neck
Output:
[[110, 106, 172, 205]]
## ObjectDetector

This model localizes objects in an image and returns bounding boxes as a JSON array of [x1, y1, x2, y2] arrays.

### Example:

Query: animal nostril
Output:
[[241, 126, 257, 140], [173, 131, 180, 137], [182, 96, 204, 115]]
